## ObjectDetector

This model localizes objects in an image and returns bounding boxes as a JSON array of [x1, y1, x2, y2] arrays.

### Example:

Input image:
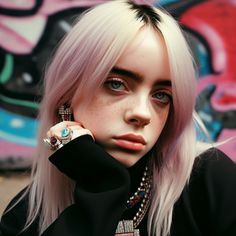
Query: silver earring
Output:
[[58, 104, 72, 121]]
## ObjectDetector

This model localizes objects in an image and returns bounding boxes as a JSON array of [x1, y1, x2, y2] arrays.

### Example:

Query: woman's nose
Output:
[[124, 96, 151, 127]]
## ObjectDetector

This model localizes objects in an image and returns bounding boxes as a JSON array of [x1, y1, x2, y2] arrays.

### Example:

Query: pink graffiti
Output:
[[0, 140, 34, 157], [180, 0, 236, 160], [0, 0, 105, 54], [180, 0, 236, 111], [0, 0, 153, 54], [0, 139, 35, 168]]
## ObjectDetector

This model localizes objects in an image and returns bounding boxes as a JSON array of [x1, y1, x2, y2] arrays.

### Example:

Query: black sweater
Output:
[[1, 135, 236, 236]]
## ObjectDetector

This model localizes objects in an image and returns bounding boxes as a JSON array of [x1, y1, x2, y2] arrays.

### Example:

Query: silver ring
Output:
[[43, 136, 63, 151]]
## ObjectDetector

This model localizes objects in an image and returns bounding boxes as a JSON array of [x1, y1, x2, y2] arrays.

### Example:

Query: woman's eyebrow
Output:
[[155, 79, 172, 87], [110, 66, 172, 87], [110, 67, 142, 81]]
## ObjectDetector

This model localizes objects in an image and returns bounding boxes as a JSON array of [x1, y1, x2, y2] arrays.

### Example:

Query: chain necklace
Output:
[[115, 165, 152, 235]]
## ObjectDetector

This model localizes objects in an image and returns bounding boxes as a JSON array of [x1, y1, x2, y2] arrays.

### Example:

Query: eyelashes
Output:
[[104, 77, 172, 105], [104, 78, 127, 92], [152, 91, 172, 104]]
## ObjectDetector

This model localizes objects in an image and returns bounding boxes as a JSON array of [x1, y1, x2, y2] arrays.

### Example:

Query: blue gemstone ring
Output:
[[60, 127, 73, 144]]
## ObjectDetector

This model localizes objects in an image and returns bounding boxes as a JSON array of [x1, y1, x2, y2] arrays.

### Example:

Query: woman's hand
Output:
[[44, 121, 94, 151], [47, 121, 94, 140]]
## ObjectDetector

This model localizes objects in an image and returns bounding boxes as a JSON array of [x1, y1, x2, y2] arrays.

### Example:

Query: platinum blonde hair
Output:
[[20, 1, 207, 235]]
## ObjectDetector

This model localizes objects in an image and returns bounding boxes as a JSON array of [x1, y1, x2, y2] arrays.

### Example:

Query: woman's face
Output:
[[73, 28, 172, 167]]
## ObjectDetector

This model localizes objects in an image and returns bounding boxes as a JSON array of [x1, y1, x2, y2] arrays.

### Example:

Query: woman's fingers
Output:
[[46, 121, 94, 142], [72, 128, 94, 140], [44, 121, 94, 151]]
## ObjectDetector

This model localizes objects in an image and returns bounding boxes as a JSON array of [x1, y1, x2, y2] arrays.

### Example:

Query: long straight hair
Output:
[[23, 1, 203, 235]]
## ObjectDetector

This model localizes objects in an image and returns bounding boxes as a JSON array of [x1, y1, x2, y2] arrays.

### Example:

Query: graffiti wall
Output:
[[176, 0, 236, 160], [0, 0, 235, 169]]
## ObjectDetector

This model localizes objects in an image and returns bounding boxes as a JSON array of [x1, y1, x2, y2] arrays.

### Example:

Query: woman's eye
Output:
[[105, 79, 126, 91], [153, 91, 172, 104]]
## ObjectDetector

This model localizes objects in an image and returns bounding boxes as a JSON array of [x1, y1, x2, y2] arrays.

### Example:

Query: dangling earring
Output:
[[58, 103, 73, 121]]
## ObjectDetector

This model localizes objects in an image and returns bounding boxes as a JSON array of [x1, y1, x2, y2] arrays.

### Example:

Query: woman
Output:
[[1, 1, 236, 236]]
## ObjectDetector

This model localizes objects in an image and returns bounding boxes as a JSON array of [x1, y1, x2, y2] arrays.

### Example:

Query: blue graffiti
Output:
[[0, 108, 38, 146]]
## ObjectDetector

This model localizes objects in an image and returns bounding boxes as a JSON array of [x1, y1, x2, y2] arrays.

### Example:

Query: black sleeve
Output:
[[0, 135, 130, 236], [43, 135, 130, 236], [172, 148, 236, 236]]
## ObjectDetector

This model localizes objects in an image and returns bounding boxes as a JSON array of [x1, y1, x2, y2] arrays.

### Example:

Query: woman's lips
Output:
[[113, 134, 146, 151]]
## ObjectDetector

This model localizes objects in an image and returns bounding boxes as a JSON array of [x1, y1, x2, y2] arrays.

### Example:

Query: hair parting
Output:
[[128, 0, 161, 27]]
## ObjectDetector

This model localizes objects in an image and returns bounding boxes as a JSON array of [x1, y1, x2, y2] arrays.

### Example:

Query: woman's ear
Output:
[[58, 104, 73, 121]]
